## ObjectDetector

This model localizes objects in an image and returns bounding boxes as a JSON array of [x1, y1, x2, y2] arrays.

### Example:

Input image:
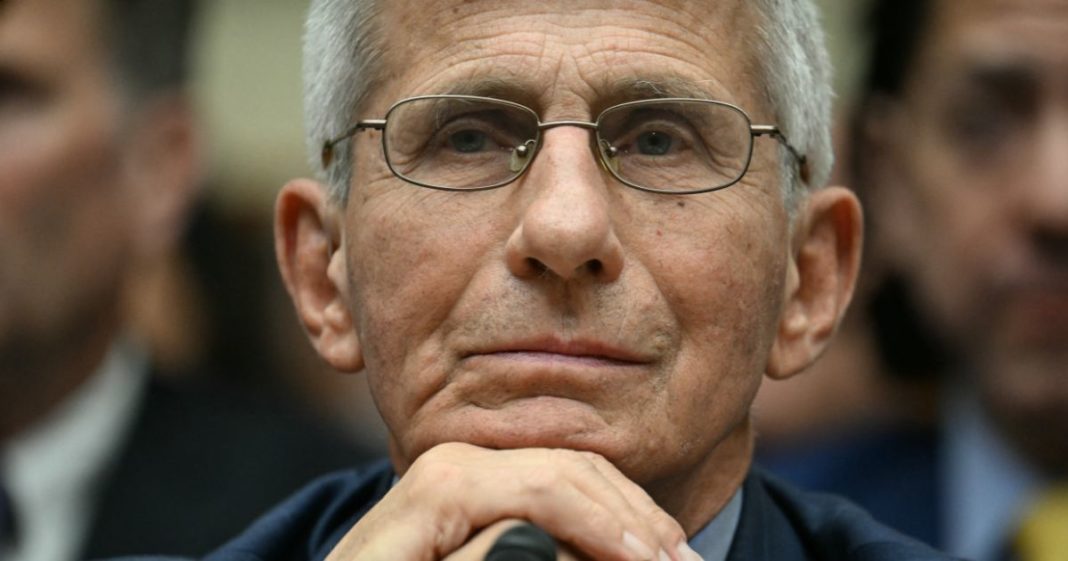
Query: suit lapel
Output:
[[725, 472, 810, 561]]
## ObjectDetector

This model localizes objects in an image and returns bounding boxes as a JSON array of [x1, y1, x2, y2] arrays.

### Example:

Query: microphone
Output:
[[484, 522, 557, 561]]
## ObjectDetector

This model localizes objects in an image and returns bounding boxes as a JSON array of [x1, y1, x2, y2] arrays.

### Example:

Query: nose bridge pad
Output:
[[509, 139, 537, 173], [598, 139, 620, 174]]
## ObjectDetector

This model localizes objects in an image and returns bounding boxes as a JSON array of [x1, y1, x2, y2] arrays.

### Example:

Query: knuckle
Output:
[[578, 449, 609, 465], [544, 447, 579, 465], [407, 447, 467, 492], [523, 466, 563, 496], [651, 512, 687, 544]]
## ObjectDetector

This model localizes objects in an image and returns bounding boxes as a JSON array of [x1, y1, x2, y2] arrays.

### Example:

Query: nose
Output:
[[1017, 117, 1068, 264], [504, 127, 624, 282]]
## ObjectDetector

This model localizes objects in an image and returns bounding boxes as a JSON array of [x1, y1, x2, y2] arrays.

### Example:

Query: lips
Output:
[[461, 335, 655, 365], [448, 335, 657, 407]]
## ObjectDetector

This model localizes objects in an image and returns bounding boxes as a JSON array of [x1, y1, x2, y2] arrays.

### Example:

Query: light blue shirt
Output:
[[689, 487, 743, 561], [942, 390, 1045, 561]]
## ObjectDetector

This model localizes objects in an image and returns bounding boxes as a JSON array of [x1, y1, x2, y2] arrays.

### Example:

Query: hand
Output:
[[323, 443, 701, 561], [443, 519, 583, 561]]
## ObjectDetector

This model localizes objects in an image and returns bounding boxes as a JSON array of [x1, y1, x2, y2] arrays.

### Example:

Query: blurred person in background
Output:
[[764, 1, 1068, 560], [0, 1, 372, 560]]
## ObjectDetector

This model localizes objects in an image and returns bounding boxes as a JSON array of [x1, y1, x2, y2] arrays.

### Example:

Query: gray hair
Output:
[[303, 0, 833, 207]]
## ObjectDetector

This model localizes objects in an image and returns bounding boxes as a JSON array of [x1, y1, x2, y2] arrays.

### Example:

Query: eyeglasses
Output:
[[322, 94, 806, 195]]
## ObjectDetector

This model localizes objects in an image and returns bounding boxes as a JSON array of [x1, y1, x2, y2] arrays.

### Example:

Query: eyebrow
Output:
[[609, 77, 725, 101], [439, 76, 540, 107], [437, 75, 729, 110], [0, 63, 51, 100], [961, 59, 1039, 98]]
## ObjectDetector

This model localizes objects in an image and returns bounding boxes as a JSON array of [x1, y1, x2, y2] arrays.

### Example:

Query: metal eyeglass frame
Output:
[[321, 94, 808, 195]]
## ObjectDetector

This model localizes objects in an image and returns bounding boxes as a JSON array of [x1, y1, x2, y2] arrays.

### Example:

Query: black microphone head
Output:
[[485, 523, 557, 561]]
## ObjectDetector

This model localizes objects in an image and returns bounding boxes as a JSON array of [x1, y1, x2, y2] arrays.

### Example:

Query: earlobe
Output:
[[767, 186, 863, 380], [275, 179, 364, 373]]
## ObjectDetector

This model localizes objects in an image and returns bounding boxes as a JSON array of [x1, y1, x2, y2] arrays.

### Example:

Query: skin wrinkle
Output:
[[370, 4, 762, 120], [316, 3, 829, 538], [312, 0, 826, 209], [285, 6, 855, 556]]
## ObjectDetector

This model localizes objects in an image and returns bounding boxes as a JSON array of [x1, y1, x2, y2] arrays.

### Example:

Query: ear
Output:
[[766, 186, 864, 380], [275, 179, 364, 373], [857, 99, 924, 273], [122, 94, 202, 258]]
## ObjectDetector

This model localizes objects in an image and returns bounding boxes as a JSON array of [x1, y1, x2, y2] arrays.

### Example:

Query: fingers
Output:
[[521, 448, 679, 559], [579, 453, 698, 561], [406, 443, 683, 561], [324, 443, 693, 561], [443, 519, 585, 561], [442, 519, 534, 561]]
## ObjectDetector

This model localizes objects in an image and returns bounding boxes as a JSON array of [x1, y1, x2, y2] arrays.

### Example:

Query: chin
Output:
[[407, 396, 627, 459]]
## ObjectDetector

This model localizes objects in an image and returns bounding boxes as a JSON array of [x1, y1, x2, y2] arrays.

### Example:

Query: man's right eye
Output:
[[448, 129, 488, 153], [944, 98, 1022, 163], [0, 69, 50, 115], [636, 130, 674, 156]]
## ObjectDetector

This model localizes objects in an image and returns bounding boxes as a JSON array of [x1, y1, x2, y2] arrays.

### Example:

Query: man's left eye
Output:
[[636, 131, 673, 155], [448, 130, 488, 153]]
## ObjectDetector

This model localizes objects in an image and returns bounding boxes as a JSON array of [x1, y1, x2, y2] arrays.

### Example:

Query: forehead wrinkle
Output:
[[411, 64, 742, 113], [607, 77, 732, 101], [378, 0, 765, 118]]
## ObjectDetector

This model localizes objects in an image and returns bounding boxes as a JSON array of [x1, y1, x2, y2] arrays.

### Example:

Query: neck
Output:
[[0, 316, 118, 442], [646, 417, 753, 537]]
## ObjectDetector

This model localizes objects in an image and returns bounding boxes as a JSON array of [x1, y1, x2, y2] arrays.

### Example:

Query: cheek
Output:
[[345, 187, 511, 413], [643, 199, 788, 398], [2, 107, 123, 250], [602, 200, 787, 469], [903, 151, 1010, 319], [652, 194, 788, 339], [0, 106, 130, 334]]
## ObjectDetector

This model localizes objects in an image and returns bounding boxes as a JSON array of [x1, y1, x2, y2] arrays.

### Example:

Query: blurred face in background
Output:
[[0, 0, 137, 367], [872, 0, 1068, 472]]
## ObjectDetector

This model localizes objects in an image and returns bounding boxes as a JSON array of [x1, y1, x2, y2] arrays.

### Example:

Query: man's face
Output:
[[878, 0, 1068, 468], [337, 0, 796, 486], [0, 0, 134, 361]]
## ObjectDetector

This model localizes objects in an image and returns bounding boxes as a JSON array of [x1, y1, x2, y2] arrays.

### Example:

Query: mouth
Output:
[[461, 336, 654, 366]]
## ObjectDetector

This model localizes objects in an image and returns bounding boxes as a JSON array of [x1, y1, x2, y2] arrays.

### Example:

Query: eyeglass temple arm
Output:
[[321, 119, 387, 168], [751, 125, 811, 185]]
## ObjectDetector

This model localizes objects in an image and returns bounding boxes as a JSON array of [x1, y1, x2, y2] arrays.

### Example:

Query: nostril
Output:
[[1034, 230, 1068, 267], [586, 259, 604, 275], [526, 257, 548, 276]]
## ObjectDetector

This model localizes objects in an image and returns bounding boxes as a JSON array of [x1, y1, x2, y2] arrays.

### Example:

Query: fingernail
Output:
[[676, 541, 705, 561], [622, 531, 656, 560], [658, 548, 672, 561]]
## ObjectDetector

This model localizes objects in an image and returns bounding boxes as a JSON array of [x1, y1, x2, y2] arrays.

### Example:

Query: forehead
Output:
[[370, 0, 765, 117], [917, 0, 1068, 90], [0, 0, 107, 72]]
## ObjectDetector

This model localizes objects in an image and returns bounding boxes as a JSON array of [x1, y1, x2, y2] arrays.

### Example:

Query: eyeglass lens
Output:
[[383, 96, 754, 193]]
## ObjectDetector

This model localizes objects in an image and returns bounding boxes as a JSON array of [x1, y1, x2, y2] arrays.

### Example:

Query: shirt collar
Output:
[[942, 388, 1045, 561], [0, 339, 148, 561], [688, 486, 743, 561]]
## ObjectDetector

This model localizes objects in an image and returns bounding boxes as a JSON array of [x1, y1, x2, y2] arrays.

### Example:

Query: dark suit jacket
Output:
[[82, 377, 377, 559], [115, 461, 954, 561], [758, 425, 942, 548]]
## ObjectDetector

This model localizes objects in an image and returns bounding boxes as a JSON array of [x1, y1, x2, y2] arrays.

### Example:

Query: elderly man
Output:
[[0, 1, 369, 560], [141, 1, 949, 560], [765, 1, 1068, 560]]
